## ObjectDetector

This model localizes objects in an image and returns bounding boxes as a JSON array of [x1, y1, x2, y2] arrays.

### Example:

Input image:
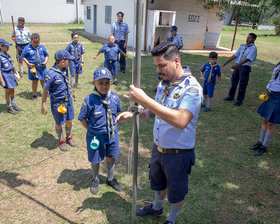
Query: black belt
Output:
[[268, 90, 280, 93], [108, 60, 117, 63], [156, 145, 193, 154], [53, 97, 69, 103], [115, 40, 125, 43]]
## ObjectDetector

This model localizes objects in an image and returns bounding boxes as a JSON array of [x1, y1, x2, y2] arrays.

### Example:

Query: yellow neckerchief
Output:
[[272, 62, 280, 80], [33, 45, 41, 66], [160, 75, 188, 104], [207, 63, 218, 83], [92, 89, 114, 139]]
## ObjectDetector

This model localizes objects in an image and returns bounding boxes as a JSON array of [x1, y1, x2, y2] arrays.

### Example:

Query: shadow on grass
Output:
[[30, 131, 57, 150], [0, 103, 7, 114], [17, 91, 42, 100], [76, 192, 131, 223], [0, 171, 35, 188], [0, 171, 78, 224], [57, 168, 93, 191]]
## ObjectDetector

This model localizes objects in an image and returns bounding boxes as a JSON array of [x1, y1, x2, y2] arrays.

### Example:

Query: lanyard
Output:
[[92, 89, 114, 139]]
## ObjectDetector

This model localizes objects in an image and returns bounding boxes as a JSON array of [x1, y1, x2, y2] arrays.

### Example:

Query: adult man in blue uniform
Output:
[[41, 50, 76, 151], [223, 33, 257, 106], [116, 42, 202, 224], [166, 25, 183, 50], [11, 17, 31, 76], [110, 11, 130, 73]]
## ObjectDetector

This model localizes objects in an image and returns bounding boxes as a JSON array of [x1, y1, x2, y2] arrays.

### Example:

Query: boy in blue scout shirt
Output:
[[200, 51, 221, 112], [41, 50, 76, 151], [0, 39, 23, 114], [11, 17, 31, 76], [21, 33, 49, 100], [78, 67, 122, 195], [166, 25, 184, 50], [65, 32, 85, 88], [94, 35, 127, 86]]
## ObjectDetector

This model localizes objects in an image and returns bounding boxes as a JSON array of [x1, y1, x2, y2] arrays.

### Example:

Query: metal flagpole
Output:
[[132, 0, 142, 223]]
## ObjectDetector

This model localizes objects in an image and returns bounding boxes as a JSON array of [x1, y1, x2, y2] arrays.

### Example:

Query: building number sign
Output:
[[188, 15, 200, 23]]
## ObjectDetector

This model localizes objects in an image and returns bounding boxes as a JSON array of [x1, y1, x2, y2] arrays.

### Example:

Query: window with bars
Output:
[[105, 5, 112, 24], [87, 6, 91, 20]]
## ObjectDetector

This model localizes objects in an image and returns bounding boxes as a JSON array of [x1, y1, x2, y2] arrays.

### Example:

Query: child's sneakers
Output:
[[7, 106, 19, 115], [59, 140, 68, 151], [12, 104, 23, 112], [106, 178, 122, 192], [90, 179, 99, 195], [66, 136, 76, 147]]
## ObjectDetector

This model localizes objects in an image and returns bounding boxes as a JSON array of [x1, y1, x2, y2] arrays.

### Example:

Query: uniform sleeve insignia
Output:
[[45, 74, 50, 81], [4, 63, 9, 68], [173, 93, 180, 99]]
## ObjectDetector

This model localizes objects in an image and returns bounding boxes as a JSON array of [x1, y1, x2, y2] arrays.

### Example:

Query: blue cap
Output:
[[0, 39, 12, 46], [169, 25, 178, 31], [54, 50, 74, 60], [93, 67, 112, 80]]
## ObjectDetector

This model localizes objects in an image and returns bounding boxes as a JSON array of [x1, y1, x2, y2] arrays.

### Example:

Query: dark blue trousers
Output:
[[116, 40, 126, 71], [228, 66, 251, 103]]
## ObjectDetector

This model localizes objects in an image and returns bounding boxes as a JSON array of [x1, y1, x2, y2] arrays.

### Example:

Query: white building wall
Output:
[[0, 0, 84, 23], [84, 0, 146, 49], [148, 0, 223, 49]]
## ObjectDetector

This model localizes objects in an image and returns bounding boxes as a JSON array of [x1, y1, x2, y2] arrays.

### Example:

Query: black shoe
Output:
[[224, 97, 234, 101], [12, 104, 23, 112], [136, 204, 163, 217], [32, 95, 37, 101], [254, 146, 267, 156], [201, 103, 206, 108], [234, 102, 242, 106], [90, 179, 99, 195], [106, 178, 122, 191], [7, 106, 19, 115], [249, 141, 262, 150], [164, 220, 177, 224], [121, 70, 125, 73]]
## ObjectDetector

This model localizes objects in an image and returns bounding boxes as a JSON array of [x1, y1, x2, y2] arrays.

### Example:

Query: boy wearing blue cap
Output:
[[78, 67, 122, 194], [200, 51, 221, 112], [22, 33, 49, 100], [94, 35, 127, 86], [65, 32, 85, 88], [0, 39, 23, 114], [166, 25, 184, 50], [41, 50, 76, 151]]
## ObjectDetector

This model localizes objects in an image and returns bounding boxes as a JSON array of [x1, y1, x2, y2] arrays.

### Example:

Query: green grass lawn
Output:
[[0, 24, 279, 224]]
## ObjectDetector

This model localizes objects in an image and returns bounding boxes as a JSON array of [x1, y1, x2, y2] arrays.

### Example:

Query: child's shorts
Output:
[[50, 97, 75, 125], [149, 144, 195, 204], [69, 60, 82, 76], [86, 131, 120, 164], [203, 82, 215, 98], [28, 65, 47, 81], [0, 71, 18, 89], [16, 43, 29, 63], [104, 60, 118, 76]]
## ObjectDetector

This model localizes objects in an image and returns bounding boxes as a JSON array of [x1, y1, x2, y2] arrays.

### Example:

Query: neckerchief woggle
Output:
[[92, 89, 114, 139]]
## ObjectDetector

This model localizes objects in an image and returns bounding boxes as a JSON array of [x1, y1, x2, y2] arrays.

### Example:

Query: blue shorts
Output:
[[104, 60, 118, 76], [149, 144, 195, 204], [28, 65, 47, 81], [50, 97, 75, 125], [69, 60, 82, 76], [0, 71, 18, 89], [257, 92, 280, 124], [203, 81, 215, 98], [17, 43, 29, 63], [86, 131, 120, 164]]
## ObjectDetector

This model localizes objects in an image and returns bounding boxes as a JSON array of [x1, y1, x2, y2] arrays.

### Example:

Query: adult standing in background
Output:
[[166, 25, 184, 50], [223, 33, 257, 106], [110, 11, 130, 73], [11, 17, 31, 76]]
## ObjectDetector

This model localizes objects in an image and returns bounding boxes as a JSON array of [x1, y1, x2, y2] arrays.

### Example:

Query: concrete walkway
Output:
[[75, 29, 235, 57]]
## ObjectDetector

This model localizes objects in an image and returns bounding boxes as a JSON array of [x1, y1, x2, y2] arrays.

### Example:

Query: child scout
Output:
[[41, 50, 76, 151], [65, 32, 85, 88], [94, 35, 127, 86], [21, 33, 49, 100], [78, 67, 122, 195], [0, 39, 22, 114]]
